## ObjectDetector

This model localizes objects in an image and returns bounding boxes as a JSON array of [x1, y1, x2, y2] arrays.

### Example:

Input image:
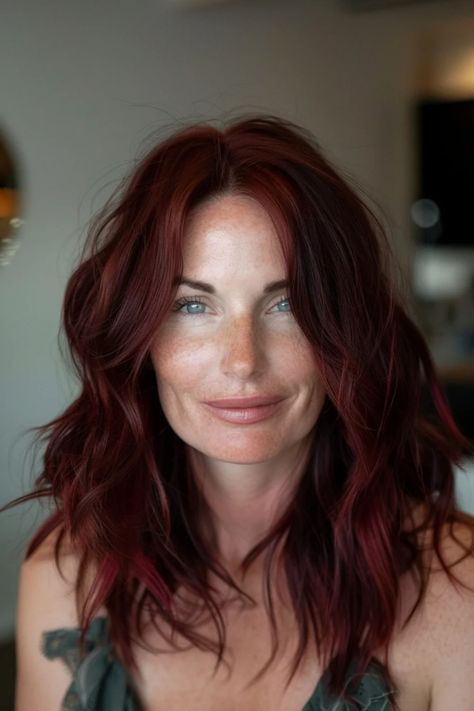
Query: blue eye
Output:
[[173, 296, 208, 315], [273, 297, 291, 312]]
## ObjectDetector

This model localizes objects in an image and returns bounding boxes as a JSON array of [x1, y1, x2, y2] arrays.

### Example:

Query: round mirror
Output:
[[0, 128, 22, 267]]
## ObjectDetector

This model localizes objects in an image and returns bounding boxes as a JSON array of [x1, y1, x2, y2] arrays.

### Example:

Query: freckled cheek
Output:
[[150, 335, 213, 392], [278, 337, 317, 378], [283, 345, 325, 409]]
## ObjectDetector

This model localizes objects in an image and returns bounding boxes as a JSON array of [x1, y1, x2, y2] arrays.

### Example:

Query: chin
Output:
[[196, 440, 284, 465]]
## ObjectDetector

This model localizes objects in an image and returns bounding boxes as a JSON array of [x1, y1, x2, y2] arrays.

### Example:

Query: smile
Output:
[[201, 399, 285, 424]]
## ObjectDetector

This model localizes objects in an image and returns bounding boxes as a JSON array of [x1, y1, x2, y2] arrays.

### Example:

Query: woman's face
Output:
[[150, 194, 326, 465]]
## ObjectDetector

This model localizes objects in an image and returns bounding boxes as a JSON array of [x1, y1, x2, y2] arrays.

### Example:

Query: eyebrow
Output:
[[173, 277, 289, 294]]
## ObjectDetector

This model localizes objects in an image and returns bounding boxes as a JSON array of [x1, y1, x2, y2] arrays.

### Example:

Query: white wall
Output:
[[1, 0, 474, 641]]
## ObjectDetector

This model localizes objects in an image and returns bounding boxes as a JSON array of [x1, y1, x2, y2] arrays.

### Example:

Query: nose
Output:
[[220, 315, 267, 379]]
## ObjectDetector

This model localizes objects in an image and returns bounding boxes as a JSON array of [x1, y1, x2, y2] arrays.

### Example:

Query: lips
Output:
[[203, 395, 284, 408], [201, 395, 286, 425]]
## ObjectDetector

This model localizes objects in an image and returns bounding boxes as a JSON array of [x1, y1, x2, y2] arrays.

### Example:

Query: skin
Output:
[[149, 193, 327, 579]]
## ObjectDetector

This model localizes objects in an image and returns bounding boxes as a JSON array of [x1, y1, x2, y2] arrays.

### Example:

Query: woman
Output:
[[9, 114, 474, 711]]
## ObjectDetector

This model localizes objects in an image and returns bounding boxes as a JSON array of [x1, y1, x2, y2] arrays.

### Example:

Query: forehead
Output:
[[182, 194, 286, 272]]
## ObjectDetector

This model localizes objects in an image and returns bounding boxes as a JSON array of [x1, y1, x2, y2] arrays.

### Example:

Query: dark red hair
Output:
[[4, 114, 474, 708]]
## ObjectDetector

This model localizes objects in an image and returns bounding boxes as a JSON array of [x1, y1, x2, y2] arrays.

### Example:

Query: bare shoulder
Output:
[[15, 526, 101, 711], [381, 506, 474, 710], [17, 525, 82, 629], [420, 513, 474, 711]]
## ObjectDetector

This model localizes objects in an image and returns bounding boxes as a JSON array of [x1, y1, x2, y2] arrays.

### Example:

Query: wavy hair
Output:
[[4, 114, 474, 708]]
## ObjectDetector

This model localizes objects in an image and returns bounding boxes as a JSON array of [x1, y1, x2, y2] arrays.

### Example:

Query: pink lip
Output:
[[202, 398, 285, 425], [203, 395, 284, 408]]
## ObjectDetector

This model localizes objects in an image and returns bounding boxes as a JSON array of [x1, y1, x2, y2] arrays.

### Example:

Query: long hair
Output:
[[4, 114, 474, 708]]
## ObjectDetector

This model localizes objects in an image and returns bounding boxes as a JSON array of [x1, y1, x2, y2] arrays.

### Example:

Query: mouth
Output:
[[203, 395, 284, 408], [201, 398, 285, 425]]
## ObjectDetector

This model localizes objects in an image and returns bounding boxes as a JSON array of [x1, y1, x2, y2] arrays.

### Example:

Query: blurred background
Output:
[[1, 0, 474, 707]]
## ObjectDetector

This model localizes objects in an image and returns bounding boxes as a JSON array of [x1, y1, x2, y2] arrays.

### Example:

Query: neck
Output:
[[187, 437, 312, 576]]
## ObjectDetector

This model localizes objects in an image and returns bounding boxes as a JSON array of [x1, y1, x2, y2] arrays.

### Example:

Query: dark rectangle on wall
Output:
[[414, 98, 474, 248]]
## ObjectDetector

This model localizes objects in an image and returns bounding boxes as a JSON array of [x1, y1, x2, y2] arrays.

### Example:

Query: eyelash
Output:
[[172, 295, 291, 316]]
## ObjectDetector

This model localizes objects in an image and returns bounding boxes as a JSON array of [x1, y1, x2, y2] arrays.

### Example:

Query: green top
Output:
[[41, 616, 395, 710]]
